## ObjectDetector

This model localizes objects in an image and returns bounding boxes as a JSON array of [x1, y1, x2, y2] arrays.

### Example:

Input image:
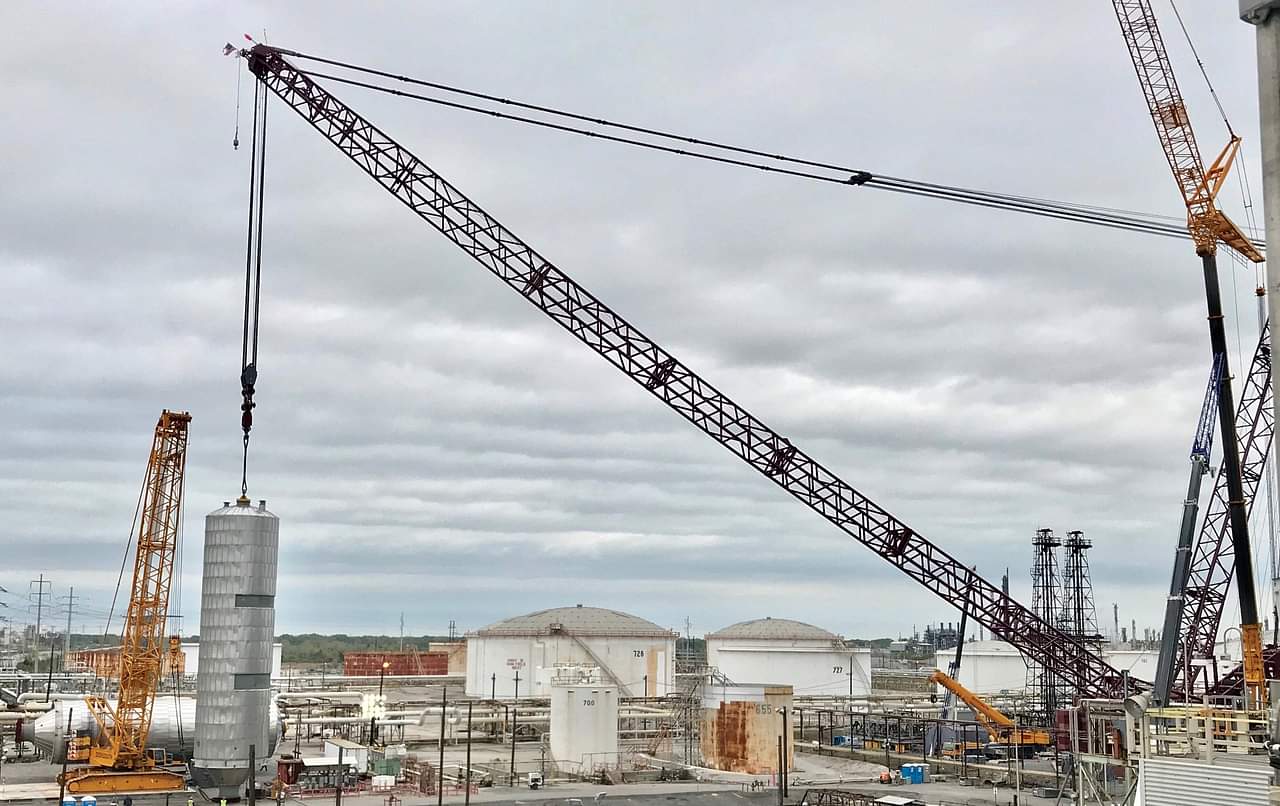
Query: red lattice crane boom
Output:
[[243, 45, 1136, 699]]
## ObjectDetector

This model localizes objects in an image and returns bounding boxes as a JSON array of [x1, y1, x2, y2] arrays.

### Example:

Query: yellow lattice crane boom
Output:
[[63, 410, 191, 794], [1111, 0, 1267, 710], [1113, 0, 1262, 261]]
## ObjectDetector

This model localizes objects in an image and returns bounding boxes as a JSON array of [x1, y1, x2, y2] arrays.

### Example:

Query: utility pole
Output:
[[437, 687, 446, 806], [509, 705, 518, 787], [399, 612, 404, 653], [1242, 0, 1280, 640], [464, 701, 473, 806]]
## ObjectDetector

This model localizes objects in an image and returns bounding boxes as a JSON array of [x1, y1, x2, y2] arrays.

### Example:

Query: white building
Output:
[[933, 640, 1028, 694], [465, 605, 677, 698], [705, 617, 872, 696]]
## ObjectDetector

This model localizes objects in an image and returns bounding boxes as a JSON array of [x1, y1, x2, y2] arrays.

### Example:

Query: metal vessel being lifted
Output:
[[20, 698, 279, 765], [191, 497, 280, 797]]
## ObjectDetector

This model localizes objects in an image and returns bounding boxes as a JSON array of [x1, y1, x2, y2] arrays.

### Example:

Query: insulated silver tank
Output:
[[20, 697, 279, 764], [192, 497, 279, 797]]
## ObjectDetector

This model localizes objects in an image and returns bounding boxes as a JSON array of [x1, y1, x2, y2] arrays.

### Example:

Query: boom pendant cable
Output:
[[269, 45, 1258, 251], [295, 67, 1199, 242]]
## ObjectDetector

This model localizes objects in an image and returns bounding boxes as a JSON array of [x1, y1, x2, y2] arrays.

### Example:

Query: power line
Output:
[[260, 45, 1262, 251]]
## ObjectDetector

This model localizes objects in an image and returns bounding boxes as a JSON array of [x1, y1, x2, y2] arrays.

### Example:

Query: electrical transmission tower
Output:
[[28, 574, 52, 673], [59, 587, 79, 672], [1026, 529, 1064, 718]]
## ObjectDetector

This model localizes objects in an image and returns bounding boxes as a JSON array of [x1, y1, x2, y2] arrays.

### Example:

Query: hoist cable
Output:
[[239, 81, 268, 497]]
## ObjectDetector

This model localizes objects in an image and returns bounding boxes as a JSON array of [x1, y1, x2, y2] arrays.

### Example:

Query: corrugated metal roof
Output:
[[1139, 757, 1270, 806], [707, 617, 841, 641], [472, 605, 675, 638]]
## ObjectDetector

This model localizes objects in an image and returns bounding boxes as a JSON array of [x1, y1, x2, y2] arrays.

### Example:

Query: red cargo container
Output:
[[343, 651, 448, 676]]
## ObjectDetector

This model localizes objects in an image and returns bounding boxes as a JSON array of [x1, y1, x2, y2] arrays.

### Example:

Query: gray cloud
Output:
[[2, 1, 1272, 647]]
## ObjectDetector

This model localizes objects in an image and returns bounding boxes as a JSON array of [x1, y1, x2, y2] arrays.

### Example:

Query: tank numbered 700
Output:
[[583, 698, 596, 706]]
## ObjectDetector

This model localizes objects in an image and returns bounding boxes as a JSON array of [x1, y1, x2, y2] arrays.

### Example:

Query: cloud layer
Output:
[[3, 2, 1274, 643]]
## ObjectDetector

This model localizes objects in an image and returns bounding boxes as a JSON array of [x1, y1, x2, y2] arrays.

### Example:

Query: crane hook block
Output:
[[240, 363, 258, 434]]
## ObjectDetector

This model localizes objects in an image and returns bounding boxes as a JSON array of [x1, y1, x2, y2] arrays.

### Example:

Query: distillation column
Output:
[[191, 497, 280, 798]]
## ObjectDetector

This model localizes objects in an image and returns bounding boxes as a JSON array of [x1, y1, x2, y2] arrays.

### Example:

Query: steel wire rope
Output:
[[239, 78, 269, 497], [104, 472, 148, 638], [292, 66, 1207, 245], [276, 46, 1193, 225]]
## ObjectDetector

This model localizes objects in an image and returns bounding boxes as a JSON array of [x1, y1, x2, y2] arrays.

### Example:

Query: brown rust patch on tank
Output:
[[713, 700, 757, 772]]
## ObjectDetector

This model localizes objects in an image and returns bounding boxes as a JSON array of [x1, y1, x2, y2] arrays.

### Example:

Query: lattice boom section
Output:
[[248, 46, 1131, 698], [1177, 322, 1273, 694], [1111, 0, 1206, 214]]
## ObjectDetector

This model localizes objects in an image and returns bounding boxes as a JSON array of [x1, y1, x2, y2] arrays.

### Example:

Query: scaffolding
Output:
[[1027, 528, 1066, 718], [1060, 531, 1101, 641]]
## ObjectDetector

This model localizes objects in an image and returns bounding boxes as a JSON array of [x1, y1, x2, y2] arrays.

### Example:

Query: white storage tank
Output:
[[549, 669, 618, 773], [465, 605, 677, 698], [933, 640, 1029, 694], [192, 497, 280, 798], [1103, 649, 1158, 682], [706, 617, 871, 696]]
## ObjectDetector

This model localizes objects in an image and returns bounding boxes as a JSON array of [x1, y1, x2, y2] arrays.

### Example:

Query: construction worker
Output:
[[187, 798, 194, 806]]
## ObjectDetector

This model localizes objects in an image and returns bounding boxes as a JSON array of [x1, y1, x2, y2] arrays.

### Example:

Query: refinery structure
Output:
[[17, 3, 1280, 806]]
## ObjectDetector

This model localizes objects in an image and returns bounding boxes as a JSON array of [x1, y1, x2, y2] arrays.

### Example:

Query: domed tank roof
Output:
[[473, 605, 675, 638], [707, 616, 841, 641]]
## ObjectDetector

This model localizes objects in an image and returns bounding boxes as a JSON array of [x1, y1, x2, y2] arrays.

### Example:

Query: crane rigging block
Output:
[[245, 44, 1134, 698]]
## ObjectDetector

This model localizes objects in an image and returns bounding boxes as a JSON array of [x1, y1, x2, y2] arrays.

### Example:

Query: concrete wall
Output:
[[933, 641, 1028, 694], [465, 635, 674, 698], [700, 684, 793, 774], [706, 640, 872, 696], [549, 682, 618, 772]]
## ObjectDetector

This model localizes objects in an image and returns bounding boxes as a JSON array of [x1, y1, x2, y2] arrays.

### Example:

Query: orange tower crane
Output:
[[1111, 0, 1268, 709], [63, 410, 191, 794]]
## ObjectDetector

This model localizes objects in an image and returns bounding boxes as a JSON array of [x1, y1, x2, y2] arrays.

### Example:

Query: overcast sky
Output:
[[3, 2, 1276, 644]]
